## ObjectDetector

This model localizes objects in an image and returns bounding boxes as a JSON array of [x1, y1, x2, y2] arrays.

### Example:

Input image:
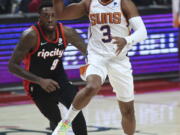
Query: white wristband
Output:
[[124, 16, 147, 46], [124, 36, 134, 45]]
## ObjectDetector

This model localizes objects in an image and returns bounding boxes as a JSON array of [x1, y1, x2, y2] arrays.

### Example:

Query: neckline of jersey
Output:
[[98, 0, 114, 6], [37, 23, 59, 44]]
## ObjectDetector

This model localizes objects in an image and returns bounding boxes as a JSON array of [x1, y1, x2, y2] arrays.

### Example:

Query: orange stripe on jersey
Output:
[[59, 23, 68, 48], [80, 64, 89, 76]]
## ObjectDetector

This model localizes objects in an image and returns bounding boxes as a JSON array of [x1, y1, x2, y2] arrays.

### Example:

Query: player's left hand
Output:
[[112, 36, 127, 55]]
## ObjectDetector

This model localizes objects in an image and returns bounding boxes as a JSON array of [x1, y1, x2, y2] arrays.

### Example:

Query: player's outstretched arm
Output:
[[52, 0, 87, 20], [63, 26, 87, 56]]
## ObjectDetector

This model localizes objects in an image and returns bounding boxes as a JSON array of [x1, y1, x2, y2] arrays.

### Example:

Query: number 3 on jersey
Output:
[[100, 25, 112, 43], [50, 59, 59, 70]]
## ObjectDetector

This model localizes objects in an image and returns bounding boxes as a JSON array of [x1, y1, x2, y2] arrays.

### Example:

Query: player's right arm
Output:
[[8, 28, 60, 92], [52, 0, 88, 20]]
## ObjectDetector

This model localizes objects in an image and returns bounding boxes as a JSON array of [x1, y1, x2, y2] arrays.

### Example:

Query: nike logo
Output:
[[40, 42, 47, 46], [58, 43, 63, 46]]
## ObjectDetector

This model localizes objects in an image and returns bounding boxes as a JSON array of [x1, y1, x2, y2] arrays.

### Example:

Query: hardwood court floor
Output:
[[0, 91, 180, 135]]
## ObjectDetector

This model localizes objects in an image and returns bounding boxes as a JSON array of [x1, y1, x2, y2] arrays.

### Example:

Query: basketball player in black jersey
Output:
[[8, 1, 87, 135]]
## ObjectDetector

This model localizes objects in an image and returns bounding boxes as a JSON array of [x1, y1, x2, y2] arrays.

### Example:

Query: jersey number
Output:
[[100, 25, 112, 43], [50, 59, 59, 70]]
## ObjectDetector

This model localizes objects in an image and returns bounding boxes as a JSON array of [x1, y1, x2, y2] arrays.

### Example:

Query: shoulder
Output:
[[121, 0, 139, 19], [83, 0, 91, 5], [21, 27, 37, 40], [82, 0, 92, 13], [121, 0, 133, 4], [18, 26, 39, 50], [121, 0, 137, 9]]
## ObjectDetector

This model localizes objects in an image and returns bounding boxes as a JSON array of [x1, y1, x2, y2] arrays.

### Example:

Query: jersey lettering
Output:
[[89, 12, 121, 26], [50, 59, 59, 70], [37, 48, 64, 59]]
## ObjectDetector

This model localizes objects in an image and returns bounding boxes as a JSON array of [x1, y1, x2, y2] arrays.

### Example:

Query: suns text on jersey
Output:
[[89, 12, 121, 26]]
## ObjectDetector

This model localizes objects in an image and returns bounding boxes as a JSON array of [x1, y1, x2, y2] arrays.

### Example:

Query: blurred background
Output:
[[0, 0, 179, 91], [0, 0, 172, 14]]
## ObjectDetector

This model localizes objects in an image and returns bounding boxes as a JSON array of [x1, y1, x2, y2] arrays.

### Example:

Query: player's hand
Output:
[[38, 78, 60, 93], [112, 36, 127, 55]]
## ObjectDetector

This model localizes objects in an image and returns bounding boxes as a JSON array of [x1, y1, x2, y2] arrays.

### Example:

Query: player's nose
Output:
[[48, 16, 53, 23]]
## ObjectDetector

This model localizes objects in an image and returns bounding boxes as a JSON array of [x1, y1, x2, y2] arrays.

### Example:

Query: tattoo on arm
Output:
[[64, 26, 87, 55], [8, 28, 41, 84]]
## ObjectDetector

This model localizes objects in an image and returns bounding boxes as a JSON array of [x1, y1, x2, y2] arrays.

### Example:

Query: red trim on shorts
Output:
[[37, 22, 59, 43], [59, 23, 67, 48], [80, 64, 89, 76]]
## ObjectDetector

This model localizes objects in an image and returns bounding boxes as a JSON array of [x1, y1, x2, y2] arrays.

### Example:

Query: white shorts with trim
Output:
[[82, 53, 134, 102]]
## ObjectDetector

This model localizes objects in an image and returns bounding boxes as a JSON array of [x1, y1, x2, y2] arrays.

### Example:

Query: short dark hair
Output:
[[38, 0, 53, 13]]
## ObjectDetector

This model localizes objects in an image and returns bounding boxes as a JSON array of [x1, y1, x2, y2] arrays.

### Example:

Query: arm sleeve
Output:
[[124, 16, 148, 48]]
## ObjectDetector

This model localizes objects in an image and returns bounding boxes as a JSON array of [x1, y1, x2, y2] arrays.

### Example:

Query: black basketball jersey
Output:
[[23, 23, 68, 93]]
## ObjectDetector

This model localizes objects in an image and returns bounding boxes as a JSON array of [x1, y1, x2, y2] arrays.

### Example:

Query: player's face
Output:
[[39, 7, 57, 31]]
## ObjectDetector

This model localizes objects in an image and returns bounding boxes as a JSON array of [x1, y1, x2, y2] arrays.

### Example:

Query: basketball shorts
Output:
[[80, 53, 134, 102]]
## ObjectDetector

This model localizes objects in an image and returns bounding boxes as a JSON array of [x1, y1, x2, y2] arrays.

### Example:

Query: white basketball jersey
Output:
[[88, 0, 130, 56]]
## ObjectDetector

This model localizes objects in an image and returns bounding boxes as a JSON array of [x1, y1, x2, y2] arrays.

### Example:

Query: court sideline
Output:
[[0, 81, 180, 135]]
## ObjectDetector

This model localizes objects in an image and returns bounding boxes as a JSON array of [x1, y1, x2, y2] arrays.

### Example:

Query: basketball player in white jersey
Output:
[[52, 0, 147, 135]]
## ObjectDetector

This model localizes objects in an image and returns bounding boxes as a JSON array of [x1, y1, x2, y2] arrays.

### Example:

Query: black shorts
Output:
[[29, 82, 87, 135]]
